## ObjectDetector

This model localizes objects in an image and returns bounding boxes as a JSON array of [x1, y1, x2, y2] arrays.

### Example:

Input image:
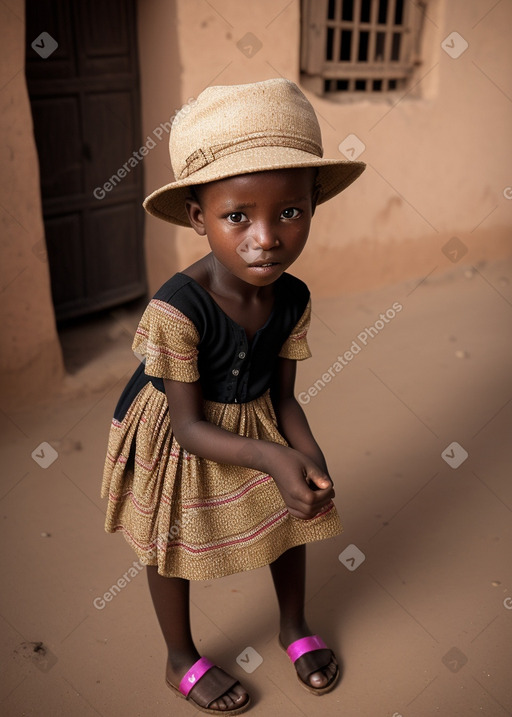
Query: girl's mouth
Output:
[[247, 262, 280, 272], [248, 261, 279, 267]]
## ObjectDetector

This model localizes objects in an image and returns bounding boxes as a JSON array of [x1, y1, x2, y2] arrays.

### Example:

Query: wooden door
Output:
[[25, 0, 146, 321]]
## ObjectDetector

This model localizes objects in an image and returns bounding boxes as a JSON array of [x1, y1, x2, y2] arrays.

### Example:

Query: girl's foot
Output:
[[166, 653, 250, 712], [279, 625, 339, 691]]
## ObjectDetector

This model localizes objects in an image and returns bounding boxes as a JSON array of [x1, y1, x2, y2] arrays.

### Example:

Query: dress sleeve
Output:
[[278, 297, 312, 360], [132, 299, 200, 381]]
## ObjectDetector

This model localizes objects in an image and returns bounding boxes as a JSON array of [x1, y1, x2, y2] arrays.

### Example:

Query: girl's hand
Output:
[[265, 446, 335, 520]]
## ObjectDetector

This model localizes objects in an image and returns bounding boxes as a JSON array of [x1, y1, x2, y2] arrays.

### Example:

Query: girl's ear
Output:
[[185, 194, 207, 236]]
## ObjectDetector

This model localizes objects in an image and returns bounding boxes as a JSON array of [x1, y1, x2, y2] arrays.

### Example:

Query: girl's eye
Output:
[[281, 208, 301, 219], [227, 212, 247, 223]]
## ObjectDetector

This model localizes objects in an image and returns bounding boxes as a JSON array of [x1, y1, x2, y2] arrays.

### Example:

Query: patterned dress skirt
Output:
[[101, 383, 343, 580]]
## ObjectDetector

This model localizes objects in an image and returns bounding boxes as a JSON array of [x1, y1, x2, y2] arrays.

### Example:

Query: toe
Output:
[[308, 655, 338, 689], [308, 670, 329, 688], [209, 696, 230, 711], [231, 685, 249, 704], [327, 659, 338, 679], [210, 685, 248, 712]]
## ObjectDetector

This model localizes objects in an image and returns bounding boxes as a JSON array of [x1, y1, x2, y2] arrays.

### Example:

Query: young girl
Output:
[[101, 78, 365, 714]]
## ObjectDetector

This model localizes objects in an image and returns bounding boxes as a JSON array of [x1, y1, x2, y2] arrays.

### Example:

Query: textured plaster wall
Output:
[[0, 0, 64, 404]]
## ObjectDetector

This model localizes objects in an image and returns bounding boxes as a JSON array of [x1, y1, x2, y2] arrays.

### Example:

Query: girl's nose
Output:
[[253, 223, 279, 250]]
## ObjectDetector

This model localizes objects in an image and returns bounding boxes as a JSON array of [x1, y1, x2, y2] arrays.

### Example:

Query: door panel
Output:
[[26, 0, 146, 321], [84, 91, 137, 192], [31, 97, 83, 198], [44, 214, 85, 308], [86, 203, 143, 299]]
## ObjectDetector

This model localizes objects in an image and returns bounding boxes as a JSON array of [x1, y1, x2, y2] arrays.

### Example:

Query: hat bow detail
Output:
[[179, 132, 323, 180]]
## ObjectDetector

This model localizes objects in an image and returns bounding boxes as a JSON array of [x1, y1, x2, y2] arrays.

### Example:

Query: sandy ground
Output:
[[1, 257, 511, 717]]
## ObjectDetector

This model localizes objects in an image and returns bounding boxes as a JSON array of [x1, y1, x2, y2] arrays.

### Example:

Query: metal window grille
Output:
[[301, 0, 425, 97]]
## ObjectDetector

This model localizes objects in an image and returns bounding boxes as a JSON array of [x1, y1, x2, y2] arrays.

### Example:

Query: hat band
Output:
[[178, 131, 323, 180]]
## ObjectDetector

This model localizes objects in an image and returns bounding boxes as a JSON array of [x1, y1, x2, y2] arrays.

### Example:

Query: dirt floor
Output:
[[1, 257, 511, 717]]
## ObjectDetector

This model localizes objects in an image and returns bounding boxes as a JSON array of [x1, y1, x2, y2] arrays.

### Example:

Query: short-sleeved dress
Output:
[[101, 271, 343, 580]]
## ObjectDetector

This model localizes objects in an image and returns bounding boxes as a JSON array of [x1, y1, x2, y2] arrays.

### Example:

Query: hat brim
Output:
[[143, 146, 366, 227]]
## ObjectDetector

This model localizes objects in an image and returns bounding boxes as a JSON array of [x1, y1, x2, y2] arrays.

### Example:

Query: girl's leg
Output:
[[146, 567, 249, 711], [269, 545, 338, 689]]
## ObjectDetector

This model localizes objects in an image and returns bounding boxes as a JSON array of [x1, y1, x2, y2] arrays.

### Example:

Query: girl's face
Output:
[[185, 168, 318, 286]]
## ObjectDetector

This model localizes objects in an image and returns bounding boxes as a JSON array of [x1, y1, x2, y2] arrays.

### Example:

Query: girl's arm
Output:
[[270, 357, 331, 480], [163, 377, 334, 519]]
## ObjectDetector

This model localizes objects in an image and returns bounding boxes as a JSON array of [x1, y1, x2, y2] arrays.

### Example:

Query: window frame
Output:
[[300, 0, 427, 101]]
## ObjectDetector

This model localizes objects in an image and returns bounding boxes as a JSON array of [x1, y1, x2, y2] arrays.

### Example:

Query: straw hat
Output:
[[143, 78, 366, 227]]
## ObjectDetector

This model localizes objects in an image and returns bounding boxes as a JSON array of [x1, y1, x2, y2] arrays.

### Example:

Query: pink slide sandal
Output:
[[281, 635, 340, 695], [166, 656, 250, 714]]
